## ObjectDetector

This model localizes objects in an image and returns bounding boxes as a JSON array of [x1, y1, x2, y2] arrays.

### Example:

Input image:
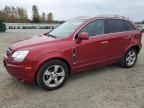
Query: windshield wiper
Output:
[[48, 34, 57, 38]]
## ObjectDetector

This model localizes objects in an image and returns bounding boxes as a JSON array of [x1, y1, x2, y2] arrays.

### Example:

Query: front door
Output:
[[74, 19, 106, 70]]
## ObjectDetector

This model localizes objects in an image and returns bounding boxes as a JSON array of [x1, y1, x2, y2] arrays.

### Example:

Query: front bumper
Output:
[[3, 57, 35, 84]]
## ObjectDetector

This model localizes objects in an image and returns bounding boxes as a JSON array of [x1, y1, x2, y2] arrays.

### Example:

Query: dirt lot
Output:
[[0, 29, 144, 108]]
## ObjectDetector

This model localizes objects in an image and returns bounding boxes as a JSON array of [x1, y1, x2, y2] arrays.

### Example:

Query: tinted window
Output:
[[123, 20, 136, 31], [79, 20, 104, 37], [105, 19, 126, 33]]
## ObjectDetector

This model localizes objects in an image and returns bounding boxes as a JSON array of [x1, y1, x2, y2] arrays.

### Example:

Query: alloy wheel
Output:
[[43, 65, 65, 87], [126, 50, 136, 66]]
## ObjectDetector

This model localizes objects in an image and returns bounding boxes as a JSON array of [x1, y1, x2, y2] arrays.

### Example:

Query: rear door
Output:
[[123, 20, 139, 45], [103, 19, 132, 59]]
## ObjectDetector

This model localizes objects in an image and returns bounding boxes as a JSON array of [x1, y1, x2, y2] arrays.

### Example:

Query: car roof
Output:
[[74, 15, 131, 21]]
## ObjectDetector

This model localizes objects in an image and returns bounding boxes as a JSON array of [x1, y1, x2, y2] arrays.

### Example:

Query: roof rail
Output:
[[73, 15, 130, 20], [97, 14, 130, 20], [73, 16, 92, 19]]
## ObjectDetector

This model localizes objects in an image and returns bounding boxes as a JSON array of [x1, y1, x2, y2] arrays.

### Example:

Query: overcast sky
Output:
[[0, 0, 144, 21]]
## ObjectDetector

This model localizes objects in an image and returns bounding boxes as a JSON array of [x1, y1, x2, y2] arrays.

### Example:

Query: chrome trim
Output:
[[72, 48, 76, 64], [73, 19, 99, 40], [88, 30, 137, 39], [73, 18, 137, 40]]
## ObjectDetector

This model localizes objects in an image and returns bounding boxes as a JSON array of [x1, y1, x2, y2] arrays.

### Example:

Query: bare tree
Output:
[[11, 7, 15, 17], [41, 12, 46, 23], [4, 6, 11, 16], [1, 5, 55, 23], [47, 12, 53, 23], [0, 11, 7, 20], [32, 5, 40, 23], [1, 6, 29, 23]]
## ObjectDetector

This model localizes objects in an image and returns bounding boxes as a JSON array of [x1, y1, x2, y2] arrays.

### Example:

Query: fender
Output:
[[34, 51, 73, 74], [124, 42, 140, 54]]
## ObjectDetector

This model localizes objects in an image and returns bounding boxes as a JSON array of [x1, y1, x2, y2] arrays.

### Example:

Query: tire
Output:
[[121, 48, 137, 68], [36, 59, 69, 91]]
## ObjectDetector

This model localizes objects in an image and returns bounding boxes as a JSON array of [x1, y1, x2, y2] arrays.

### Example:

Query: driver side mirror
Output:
[[137, 26, 144, 33], [77, 32, 89, 43]]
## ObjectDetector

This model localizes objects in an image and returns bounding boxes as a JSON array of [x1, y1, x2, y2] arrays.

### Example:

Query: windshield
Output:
[[48, 19, 85, 38]]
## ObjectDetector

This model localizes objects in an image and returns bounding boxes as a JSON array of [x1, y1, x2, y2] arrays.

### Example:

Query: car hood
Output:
[[10, 35, 60, 50]]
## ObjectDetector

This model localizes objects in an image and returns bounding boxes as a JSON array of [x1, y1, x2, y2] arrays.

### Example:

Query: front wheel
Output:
[[121, 48, 137, 68], [36, 60, 69, 90]]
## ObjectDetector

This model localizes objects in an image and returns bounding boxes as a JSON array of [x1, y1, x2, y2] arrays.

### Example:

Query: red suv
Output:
[[3, 16, 143, 90]]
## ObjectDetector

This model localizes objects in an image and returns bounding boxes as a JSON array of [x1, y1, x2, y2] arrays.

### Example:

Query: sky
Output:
[[0, 0, 144, 21]]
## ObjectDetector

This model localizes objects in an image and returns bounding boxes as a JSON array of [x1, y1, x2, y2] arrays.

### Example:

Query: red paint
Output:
[[3, 16, 142, 84]]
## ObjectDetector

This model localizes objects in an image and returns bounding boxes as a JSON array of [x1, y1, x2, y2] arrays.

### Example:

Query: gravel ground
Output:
[[0, 29, 144, 108]]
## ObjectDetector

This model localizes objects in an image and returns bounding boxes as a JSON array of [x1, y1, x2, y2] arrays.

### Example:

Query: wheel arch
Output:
[[125, 44, 140, 54], [35, 57, 72, 83]]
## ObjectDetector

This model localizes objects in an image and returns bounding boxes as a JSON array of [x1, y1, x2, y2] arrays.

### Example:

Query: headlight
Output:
[[12, 51, 29, 62]]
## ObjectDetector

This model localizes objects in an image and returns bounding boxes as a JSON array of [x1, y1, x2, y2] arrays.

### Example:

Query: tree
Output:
[[4, 6, 11, 16], [47, 12, 53, 23], [0, 11, 7, 20], [11, 7, 15, 17], [32, 5, 40, 23], [1, 6, 29, 23], [1, 5, 55, 23], [41, 12, 46, 23]]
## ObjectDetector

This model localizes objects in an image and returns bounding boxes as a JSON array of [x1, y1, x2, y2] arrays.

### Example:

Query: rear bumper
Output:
[[3, 58, 35, 84]]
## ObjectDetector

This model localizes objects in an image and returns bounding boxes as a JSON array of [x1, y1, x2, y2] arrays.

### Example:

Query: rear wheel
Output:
[[121, 48, 137, 68], [37, 59, 69, 90]]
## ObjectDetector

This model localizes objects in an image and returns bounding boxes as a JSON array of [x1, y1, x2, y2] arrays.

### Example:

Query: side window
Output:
[[78, 20, 104, 37], [105, 19, 126, 34], [123, 20, 136, 31]]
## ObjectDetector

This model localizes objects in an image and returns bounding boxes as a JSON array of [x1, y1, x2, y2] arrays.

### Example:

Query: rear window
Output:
[[105, 19, 126, 33], [123, 20, 136, 31]]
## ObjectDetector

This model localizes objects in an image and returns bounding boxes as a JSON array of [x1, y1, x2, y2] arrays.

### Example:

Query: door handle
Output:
[[124, 36, 131, 39], [101, 41, 109, 44]]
